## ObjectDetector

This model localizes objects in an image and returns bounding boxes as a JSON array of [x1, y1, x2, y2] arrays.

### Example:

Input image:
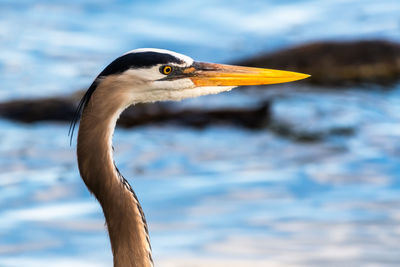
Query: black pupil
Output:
[[164, 66, 171, 73]]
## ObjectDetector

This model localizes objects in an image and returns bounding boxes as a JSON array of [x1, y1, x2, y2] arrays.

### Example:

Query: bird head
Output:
[[85, 48, 309, 104], [69, 48, 309, 141]]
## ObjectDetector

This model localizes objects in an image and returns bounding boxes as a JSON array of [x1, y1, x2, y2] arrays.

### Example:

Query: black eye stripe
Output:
[[98, 52, 184, 77]]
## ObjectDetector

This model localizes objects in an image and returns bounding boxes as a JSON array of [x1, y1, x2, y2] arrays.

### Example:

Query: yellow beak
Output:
[[187, 62, 310, 86]]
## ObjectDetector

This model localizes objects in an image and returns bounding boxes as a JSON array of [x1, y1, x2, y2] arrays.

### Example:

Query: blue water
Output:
[[1, 0, 400, 266], [1, 0, 400, 100]]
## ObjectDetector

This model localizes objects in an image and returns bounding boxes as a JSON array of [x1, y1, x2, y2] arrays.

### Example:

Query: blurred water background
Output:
[[1, 0, 400, 266]]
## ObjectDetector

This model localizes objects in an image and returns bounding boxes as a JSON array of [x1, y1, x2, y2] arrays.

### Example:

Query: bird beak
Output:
[[186, 62, 310, 86]]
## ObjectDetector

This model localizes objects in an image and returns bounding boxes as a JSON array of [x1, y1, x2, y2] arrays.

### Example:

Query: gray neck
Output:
[[77, 83, 153, 267]]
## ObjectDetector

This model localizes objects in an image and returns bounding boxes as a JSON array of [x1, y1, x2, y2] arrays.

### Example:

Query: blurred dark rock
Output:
[[268, 120, 355, 143], [237, 40, 400, 86], [0, 95, 271, 129], [119, 101, 270, 129], [0, 98, 76, 123]]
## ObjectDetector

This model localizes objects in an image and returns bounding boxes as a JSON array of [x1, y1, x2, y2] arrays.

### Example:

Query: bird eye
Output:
[[161, 65, 173, 75]]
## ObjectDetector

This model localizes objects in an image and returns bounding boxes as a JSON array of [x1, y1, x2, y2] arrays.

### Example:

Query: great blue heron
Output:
[[71, 48, 309, 267]]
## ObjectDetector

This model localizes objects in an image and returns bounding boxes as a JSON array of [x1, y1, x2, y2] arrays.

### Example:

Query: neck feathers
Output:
[[77, 81, 153, 267]]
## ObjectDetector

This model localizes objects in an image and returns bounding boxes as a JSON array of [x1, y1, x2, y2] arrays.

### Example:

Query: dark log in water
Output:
[[0, 96, 353, 142], [0, 96, 271, 129], [0, 98, 77, 123], [237, 40, 400, 86]]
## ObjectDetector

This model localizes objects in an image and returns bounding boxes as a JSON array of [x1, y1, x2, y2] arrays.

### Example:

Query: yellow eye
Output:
[[161, 65, 173, 75]]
